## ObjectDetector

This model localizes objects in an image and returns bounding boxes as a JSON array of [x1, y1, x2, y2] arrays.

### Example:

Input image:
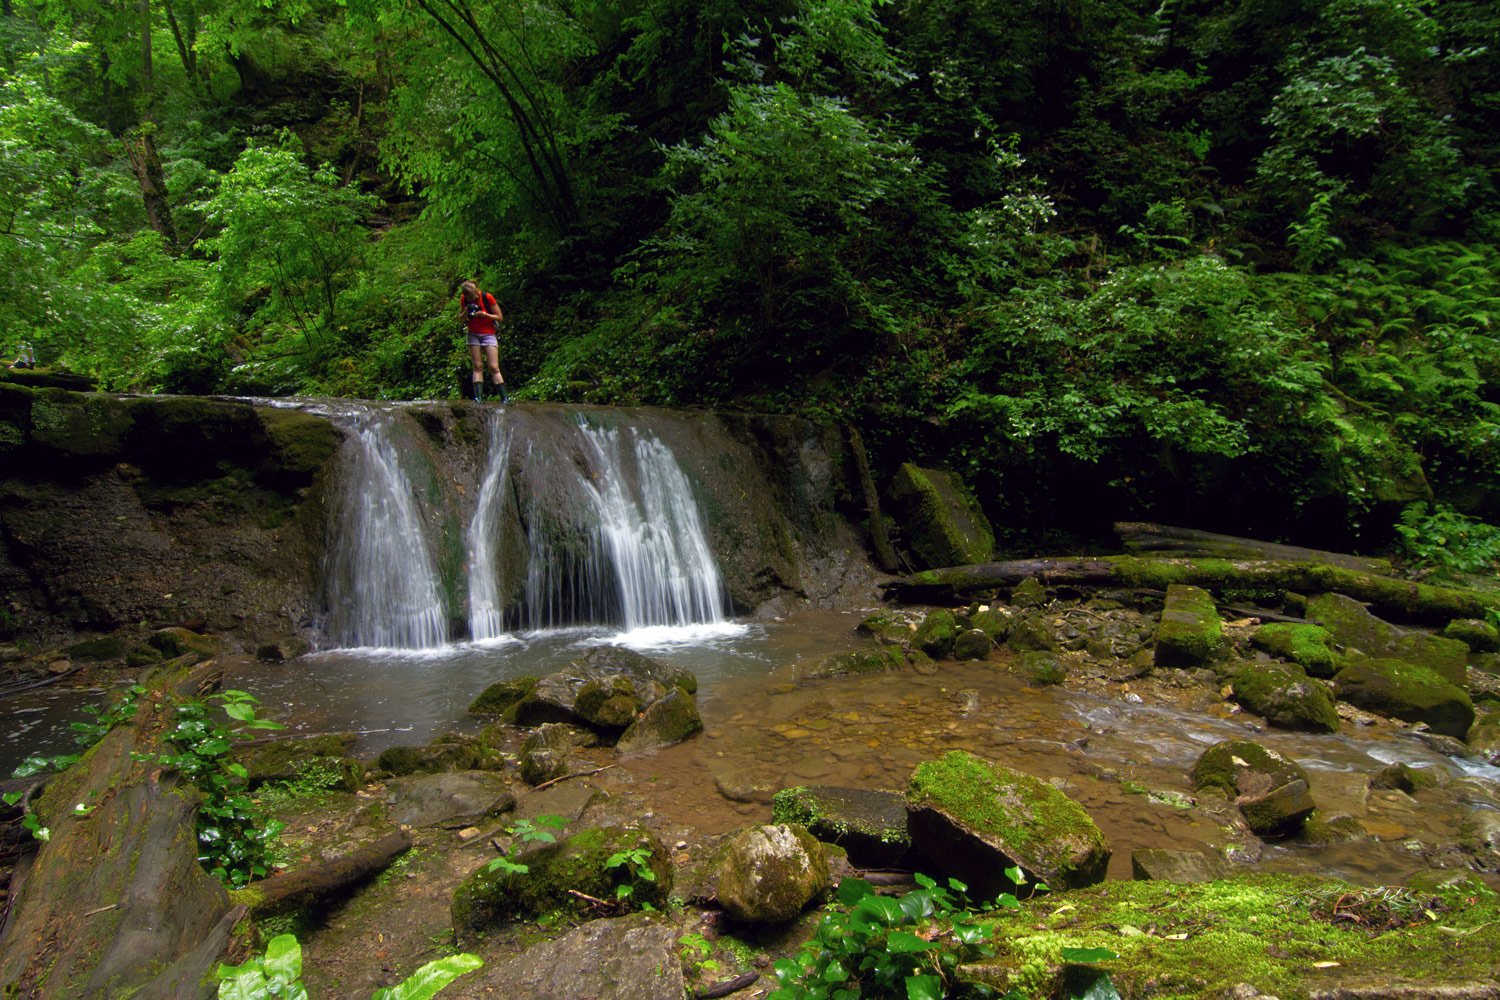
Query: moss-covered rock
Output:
[[1249, 623, 1337, 677], [1229, 664, 1340, 733], [64, 635, 131, 662], [794, 646, 906, 681], [1465, 702, 1500, 765], [1334, 657, 1474, 738], [971, 608, 1012, 642], [519, 724, 592, 786], [856, 613, 913, 645], [771, 785, 911, 868], [1309, 593, 1469, 685], [1237, 779, 1316, 838], [514, 647, 696, 732], [907, 751, 1109, 898], [1005, 611, 1060, 653], [255, 408, 341, 489], [1154, 584, 1222, 668], [1371, 762, 1443, 794], [886, 463, 995, 570], [1191, 740, 1309, 798], [1299, 813, 1367, 845], [1441, 618, 1500, 653], [146, 627, 221, 659], [27, 388, 135, 457], [451, 825, 671, 933], [913, 609, 959, 659], [1011, 651, 1067, 686], [952, 628, 994, 661], [616, 686, 702, 754], [377, 733, 504, 776], [234, 733, 362, 792], [468, 676, 539, 719], [1009, 578, 1049, 609], [714, 823, 830, 924]]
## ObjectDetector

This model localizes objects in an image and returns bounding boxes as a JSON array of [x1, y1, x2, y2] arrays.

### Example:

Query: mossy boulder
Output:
[[1154, 584, 1222, 668], [1465, 703, 1500, 765], [1011, 651, 1067, 686], [1442, 618, 1500, 653], [616, 686, 703, 754], [794, 646, 906, 681], [1009, 577, 1049, 609], [886, 463, 995, 570], [1191, 740, 1308, 798], [1004, 611, 1060, 653], [907, 751, 1109, 899], [714, 823, 831, 924], [1308, 593, 1468, 685], [234, 733, 363, 792], [377, 733, 504, 776], [1371, 762, 1443, 793], [971, 608, 1012, 642], [520, 724, 592, 786], [952, 628, 994, 661], [64, 635, 132, 662], [451, 825, 671, 933], [1237, 779, 1317, 838], [1249, 623, 1337, 677], [468, 676, 539, 719], [514, 647, 696, 733], [771, 785, 911, 868], [914, 609, 959, 659], [146, 627, 221, 660], [857, 613, 913, 645], [1333, 657, 1474, 738], [1229, 664, 1340, 733]]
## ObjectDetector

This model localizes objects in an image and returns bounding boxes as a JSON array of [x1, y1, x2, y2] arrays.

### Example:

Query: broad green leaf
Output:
[[856, 895, 904, 925], [885, 931, 935, 953], [837, 877, 875, 906], [1075, 973, 1123, 1000], [260, 934, 302, 983], [369, 953, 483, 1000], [906, 974, 943, 1000]]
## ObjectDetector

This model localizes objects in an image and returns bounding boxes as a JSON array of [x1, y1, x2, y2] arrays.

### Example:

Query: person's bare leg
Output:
[[485, 345, 508, 402]]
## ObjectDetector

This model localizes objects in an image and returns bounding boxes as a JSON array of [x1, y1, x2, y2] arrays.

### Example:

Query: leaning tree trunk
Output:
[[1113, 522, 1392, 575], [124, 128, 179, 253], [880, 556, 1499, 625], [0, 661, 238, 999]]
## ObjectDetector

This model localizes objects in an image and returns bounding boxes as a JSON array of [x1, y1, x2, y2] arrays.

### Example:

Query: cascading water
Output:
[[319, 413, 449, 649], [466, 417, 514, 641]]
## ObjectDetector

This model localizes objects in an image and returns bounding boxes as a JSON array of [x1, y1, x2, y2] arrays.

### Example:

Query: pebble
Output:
[[47, 659, 71, 674], [456, 827, 481, 841]]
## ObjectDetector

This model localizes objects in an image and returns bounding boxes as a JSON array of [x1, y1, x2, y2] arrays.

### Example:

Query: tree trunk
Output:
[[232, 830, 411, 919], [0, 662, 234, 999], [847, 425, 898, 572], [880, 556, 1499, 625], [1113, 522, 1392, 575], [124, 128, 179, 253]]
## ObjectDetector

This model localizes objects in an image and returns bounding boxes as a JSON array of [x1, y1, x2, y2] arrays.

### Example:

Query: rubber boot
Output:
[[467, 379, 483, 402], [491, 381, 510, 404]]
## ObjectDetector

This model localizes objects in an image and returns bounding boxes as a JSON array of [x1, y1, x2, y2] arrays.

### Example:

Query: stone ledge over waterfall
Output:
[[0, 387, 874, 649]]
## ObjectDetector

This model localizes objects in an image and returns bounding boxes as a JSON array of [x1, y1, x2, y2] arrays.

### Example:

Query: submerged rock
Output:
[[906, 751, 1109, 899], [1229, 663, 1340, 733], [1333, 657, 1474, 738], [1154, 584, 1223, 668], [771, 785, 911, 868], [466, 912, 684, 1000], [714, 823, 830, 924], [452, 825, 671, 934], [885, 463, 995, 570], [794, 646, 906, 681]]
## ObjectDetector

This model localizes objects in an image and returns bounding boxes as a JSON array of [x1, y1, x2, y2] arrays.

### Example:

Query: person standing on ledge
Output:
[[459, 280, 510, 403]]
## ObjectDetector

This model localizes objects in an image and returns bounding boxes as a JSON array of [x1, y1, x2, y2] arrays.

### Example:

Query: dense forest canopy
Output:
[[3, 0, 1499, 553]]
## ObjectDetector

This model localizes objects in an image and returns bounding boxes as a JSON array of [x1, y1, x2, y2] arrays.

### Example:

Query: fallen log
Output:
[[0, 661, 234, 1000], [1114, 522, 1392, 575], [880, 557, 1499, 625], [230, 829, 411, 919]]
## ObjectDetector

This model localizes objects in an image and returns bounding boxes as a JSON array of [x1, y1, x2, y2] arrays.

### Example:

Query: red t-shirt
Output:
[[465, 291, 500, 336]]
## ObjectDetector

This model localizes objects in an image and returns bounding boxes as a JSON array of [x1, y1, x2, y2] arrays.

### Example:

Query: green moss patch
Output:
[[1334, 657, 1474, 738], [1155, 585, 1223, 667], [886, 463, 995, 569], [771, 785, 911, 868], [1249, 623, 1337, 677], [1228, 664, 1339, 733]]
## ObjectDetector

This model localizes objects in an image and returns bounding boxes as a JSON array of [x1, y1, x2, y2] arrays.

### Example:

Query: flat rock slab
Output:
[[514, 780, 606, 825], [382, 772, 515, 828], [467, 913, 685, 1000], [1130, 849, 1233, 883]]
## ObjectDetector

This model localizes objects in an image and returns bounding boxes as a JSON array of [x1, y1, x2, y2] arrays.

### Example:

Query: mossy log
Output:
[[1113, 522, 1392, 574], [881, 557, 1499, 625], [229, 829, 411, 919], [0, 662, 236, 1000]]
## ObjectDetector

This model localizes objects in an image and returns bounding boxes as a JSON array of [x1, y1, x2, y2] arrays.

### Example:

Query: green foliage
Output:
[[484, 813, 567, 877], [768, 873, 1011, 999], [216, 933, 482, 1000], [1395, 503, 1500, 579], [604, 843, 658, 907]]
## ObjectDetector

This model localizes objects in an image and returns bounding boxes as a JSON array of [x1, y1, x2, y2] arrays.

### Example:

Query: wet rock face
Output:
[[906, 751, 1110, 898], [885, 463, 995, 570], [714, 823, 830, 924], [1333, 657, 1475, 738], [771, 785, 912, 869]]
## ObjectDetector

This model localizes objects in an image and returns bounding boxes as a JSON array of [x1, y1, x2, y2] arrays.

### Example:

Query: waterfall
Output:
[[469, 417, 729, 633], [466, 416, 513, 641], [319, 414, 449, 649]]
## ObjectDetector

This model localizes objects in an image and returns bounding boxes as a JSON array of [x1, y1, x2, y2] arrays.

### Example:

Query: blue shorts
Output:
[[467, 334, 498, 348]]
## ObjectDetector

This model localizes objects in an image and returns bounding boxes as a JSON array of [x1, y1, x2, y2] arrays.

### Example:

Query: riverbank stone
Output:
[[1443, 618, 1500, 653], [469, 676, 539, 719], [520, 724, 594, 786], [794, 646, 906, 681], [1309, 593, 1468, 685], [465, 912, 684, 1000], [376, 733, 504, 776], [1466, 703, 1500, 764], [382, 772, 516, 828], [1192, 740, 1315, 837], [1011, 651, 1067, 686], [1005, 611, 1061, 653], [857, 613, 913, 645], [1130, 849, 1232, 882], [1238, 779, 1316, 838], [234, 733, 362, 792], [886, 463, 995, 570], [953, 628, 993, 661], [1333, 657, 1474, 738], [514, 647, 697, 736], [906, 750, 1109, 898], [616, 686, 703, 754], [1155, 585, 1222, 668], [1229, 664, 1340, 732], [1249, 623, 1338, 677], [452, 825, 671, 934], [914, 609, 959, 659], [714, 823, 830, 924], [771, 785, 911, 868]]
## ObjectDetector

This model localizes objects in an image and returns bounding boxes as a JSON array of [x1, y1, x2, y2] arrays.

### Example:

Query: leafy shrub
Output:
[[215, 933, 481, 999], [1394, 503, 1500, 578]]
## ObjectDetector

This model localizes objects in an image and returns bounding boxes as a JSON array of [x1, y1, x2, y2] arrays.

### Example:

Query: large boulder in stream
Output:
[[1154, 584, 1222, 668], [1191, 740, 1315, 838], [1333, 657, 1474, 738], [906, 751, 1110, 900], [514, 648, 700, 754], [713, 823, 831, 924], [452, 825, 671, 935], [1309, 593, 1469, 684], [1228, 663, 1340, 733], [886, 463, 995, 569]]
